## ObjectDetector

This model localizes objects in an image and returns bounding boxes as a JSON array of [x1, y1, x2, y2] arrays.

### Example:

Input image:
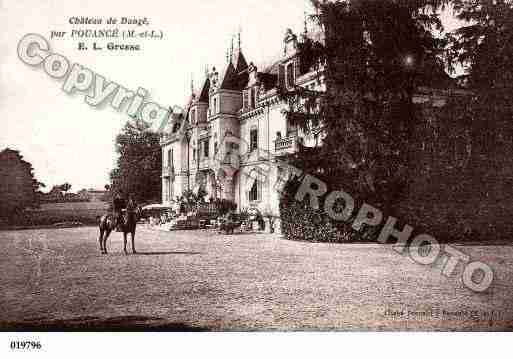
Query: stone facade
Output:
[[160, 28, 325, 216]]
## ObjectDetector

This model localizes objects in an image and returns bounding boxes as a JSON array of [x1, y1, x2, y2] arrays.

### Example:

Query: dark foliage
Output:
[[109, 120, 162, 203], [446, 0, 513, 175], [213, 198, 238, 216], [279, 177, 378, 243], [0, 148, 44, 219], [279, 0, 450, 242]]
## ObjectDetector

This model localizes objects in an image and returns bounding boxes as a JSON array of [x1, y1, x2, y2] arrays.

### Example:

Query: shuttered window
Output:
[[250, 88, 256, 109], [278, 64, 285, 88]]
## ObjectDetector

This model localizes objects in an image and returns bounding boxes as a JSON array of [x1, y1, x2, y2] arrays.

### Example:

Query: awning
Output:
[[142, 204, 173, 211]]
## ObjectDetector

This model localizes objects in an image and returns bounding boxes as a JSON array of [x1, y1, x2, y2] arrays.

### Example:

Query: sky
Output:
[[0, 0, 463, 192]]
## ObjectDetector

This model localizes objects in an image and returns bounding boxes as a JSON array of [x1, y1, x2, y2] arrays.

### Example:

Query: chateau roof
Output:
[[217, 49, 250, 91], [198, 78, 210, 102], [231, 48, 248, 73], [220, 62, 249, 91]]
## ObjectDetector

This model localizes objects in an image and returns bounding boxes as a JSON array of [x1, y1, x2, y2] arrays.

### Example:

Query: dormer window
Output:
[[212, 97, 218, 115], [190, 109, 196, 124], [243, 88, 258, 111]]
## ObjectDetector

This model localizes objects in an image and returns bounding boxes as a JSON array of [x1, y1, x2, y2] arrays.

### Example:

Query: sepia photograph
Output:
[[1, 0, 512, 356]]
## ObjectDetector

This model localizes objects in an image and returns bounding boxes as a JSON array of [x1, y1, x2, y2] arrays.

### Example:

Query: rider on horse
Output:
[[100, 193, 139, 255], [126, 195, 138, 214]]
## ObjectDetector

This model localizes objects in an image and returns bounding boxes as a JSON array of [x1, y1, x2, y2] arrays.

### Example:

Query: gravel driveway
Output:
[[1, 226, 512, 331]]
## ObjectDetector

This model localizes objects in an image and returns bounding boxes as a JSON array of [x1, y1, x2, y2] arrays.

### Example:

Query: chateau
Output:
[[160, 27, 325, 216]]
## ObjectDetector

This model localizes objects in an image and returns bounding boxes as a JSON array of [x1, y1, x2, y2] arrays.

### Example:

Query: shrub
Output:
[[214, 199, 237, 216], [279, 178, 375, 243]]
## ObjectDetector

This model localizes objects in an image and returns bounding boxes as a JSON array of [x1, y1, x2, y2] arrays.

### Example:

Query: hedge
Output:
[[279, 179, 378, 243]]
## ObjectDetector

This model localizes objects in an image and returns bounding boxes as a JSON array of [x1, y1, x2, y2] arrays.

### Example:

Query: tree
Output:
[[281, 0, 450, 212], [0, 148, 44, 217], [109, 119, 162, 203], [446, 0, 513, 174]]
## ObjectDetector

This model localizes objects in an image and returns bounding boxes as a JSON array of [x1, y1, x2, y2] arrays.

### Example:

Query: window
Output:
[[249, 180, 258, 202], [213, 97, 217, 114], [276, 131, 282, 139], [250, 128, 258, 152], [193, 148, 197, 162], [167, 149, 173, 169], [214, 142, 218, 155], [168, 180, 173, 201], [286, 62, 295, 88], [203, 139, 209, 158]]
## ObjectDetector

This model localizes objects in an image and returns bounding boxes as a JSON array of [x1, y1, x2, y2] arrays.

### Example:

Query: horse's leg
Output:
[[99, 229, 104, 253], [123, 232, 128, 254], [103, 230, 111, 254], [131, 229, 136, 254]]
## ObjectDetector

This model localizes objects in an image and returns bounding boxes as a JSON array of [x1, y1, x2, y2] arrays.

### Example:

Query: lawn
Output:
[[0, 226, 512, 331], [34, 202, 109, 211], [6, 202, 110, 227]]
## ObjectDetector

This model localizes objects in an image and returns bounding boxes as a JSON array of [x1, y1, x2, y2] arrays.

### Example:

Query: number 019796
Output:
[[10, 341, 42, 350]]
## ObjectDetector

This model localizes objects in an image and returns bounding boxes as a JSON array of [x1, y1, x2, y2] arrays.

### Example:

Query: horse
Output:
[[98, 207, 141, 255]]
